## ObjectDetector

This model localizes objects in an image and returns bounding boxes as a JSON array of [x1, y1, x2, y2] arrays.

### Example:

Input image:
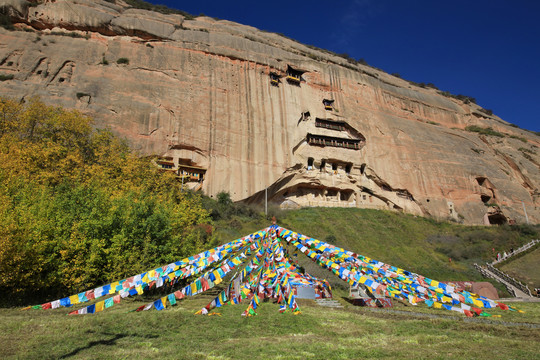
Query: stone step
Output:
[[315, 299, 344, 308]]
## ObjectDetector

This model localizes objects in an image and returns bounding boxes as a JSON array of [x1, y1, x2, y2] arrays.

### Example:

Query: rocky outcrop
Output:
[[1, 0, 539, 224]]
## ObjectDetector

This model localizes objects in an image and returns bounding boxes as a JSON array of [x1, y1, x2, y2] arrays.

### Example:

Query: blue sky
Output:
[[149, 0, 539, 132]]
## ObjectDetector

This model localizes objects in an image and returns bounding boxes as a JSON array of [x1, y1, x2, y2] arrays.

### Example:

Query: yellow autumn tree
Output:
[[0, 97, 215, 305]]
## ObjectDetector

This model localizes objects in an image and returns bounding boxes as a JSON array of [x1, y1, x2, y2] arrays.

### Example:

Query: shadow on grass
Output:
[[58, 332, 157, 359]]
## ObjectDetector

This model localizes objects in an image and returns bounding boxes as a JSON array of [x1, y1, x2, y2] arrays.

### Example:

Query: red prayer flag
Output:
[[41, 302, 52, 310], [113, 295, 121, 304], [201, 278, 209, 291], [464, 310, 474, 317], [498, 303, 509, 311], [174, 290, 184, 299], [68, 310, 78, 315], [135, 305, 145, 312]]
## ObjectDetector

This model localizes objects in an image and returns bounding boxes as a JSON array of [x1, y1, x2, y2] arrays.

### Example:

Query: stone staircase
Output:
[[315, 298, 344, 308], [474, 263, 536, 300]]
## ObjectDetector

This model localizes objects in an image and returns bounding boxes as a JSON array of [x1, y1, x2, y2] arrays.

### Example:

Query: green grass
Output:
[[2, 207, 540, 358], [1, 296, 539, 359]]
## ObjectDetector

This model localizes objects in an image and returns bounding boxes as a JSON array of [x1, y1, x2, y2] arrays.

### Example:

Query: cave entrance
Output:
[[476, 177, 487, 186], [481, 194, 492, 203], [307, 157, 314, 170], [488, 213, 507, 225]]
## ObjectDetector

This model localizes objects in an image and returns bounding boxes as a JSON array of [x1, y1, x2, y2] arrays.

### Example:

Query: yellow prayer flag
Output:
[[142, 273, 149, 283], [95, 301, 105, 312], [69, 295, 79, 305], [433, 302, 442, 309], [190, 282, 198, 295], [136, 285, 143, 295], [161, 297, 167, 309], [473, 299, 484, 308]]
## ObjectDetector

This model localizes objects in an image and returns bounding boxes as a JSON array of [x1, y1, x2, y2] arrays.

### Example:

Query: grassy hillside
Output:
[[2, 296, 539, 360], [212, 207, 539, 293]]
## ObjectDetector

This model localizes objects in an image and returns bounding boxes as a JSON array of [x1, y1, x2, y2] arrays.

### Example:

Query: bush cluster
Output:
[[0, 97, 215, 305], [465, 125, 505, 137]]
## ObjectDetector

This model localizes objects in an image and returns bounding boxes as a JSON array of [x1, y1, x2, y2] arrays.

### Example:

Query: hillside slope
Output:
[[0, 0, 538, 224], [213, 207, 539, 294]]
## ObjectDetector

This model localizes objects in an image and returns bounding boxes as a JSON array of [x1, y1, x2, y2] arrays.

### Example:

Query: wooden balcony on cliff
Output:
[[156, 156, 175, 170], [323, 99, 334, 110], [178, 164, 206, 182], [315, 118, 347, 131], [269, 72, 281, 86], [286, 65, 306, 85], [306, 133, 363, 150]]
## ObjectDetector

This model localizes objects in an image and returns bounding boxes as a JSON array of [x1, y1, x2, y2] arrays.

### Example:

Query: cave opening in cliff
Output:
[[476, 177, 487, 186], [360, 163, 366, 175], [340, 190, 353, 201], [323, 99, 334, 110], [320, 159, 326, 171], [481, 194, 492, 203], [269, 72, 280, 86], [488, 213, 507, 225], [286, 65, 305, 85], [307, 157, 314, 170], [345, 163, 352, 174]]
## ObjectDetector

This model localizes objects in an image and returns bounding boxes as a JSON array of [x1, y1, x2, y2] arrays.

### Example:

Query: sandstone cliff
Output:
[[1, 0, 539, 224]]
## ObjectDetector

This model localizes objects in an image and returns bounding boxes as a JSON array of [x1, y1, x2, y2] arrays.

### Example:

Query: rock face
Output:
[[1, 0, 539, 224]]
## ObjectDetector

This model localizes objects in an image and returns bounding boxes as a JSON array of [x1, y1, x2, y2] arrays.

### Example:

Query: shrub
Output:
[[479, 108, 493, 116], [0, 14, 14, 30], [124, 0, 196, 19], [49, 31, 88, 39], [116, 57, 130, 65], [519, 147, 536, 155], [0, 74, 14, 81], [465, 125, 504, 137], [509, 135, 527, 143]]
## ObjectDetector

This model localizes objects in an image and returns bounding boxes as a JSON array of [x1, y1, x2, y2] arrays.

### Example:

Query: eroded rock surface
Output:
[[1, 0, 538, 224]]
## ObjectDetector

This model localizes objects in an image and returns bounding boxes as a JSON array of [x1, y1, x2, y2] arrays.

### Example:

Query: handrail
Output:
[[474, 263, 516, 297], [484, 263, 532, 297], [490, 239, 539, 265]]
